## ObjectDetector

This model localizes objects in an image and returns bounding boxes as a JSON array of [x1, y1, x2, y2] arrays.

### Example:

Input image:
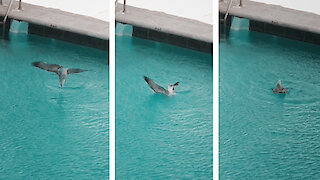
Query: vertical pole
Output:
[[239, 0, 243, 7], [18, 0, 22, 10], [123, 0, 126, 12]]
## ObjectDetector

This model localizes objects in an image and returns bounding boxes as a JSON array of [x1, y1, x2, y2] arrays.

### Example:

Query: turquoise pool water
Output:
[[220, 18, 320, 179], [116, 24, 213, 179], [0, 22, 108, 179]]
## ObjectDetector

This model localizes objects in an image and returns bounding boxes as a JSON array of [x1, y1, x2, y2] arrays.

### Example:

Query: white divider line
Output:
[[213, 0, 219, 179], [109, 0, 115, 179]]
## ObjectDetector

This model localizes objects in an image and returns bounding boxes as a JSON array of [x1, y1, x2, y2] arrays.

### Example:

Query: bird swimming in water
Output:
[[143, 76, 179, 96], [32, 61, 87, 88], [272, 80, 287, 94]]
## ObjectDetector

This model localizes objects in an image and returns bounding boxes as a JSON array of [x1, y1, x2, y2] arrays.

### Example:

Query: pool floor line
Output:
[[219, 0, 320, 45]]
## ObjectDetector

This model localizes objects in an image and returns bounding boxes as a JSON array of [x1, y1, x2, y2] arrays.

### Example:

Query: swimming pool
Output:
[[115, 23, 213, 179], [220, 18, 320, 179], [0, 22, 109, 179]]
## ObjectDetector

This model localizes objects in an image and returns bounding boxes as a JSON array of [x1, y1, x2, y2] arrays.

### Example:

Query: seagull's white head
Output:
[[167, 82, 179, 95], [168, 85, 175, 95]]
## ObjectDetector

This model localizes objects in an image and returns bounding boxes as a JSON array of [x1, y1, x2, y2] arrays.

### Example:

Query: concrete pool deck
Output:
[[220, 0, 320, 45], [0, 1, 108, 50], [116, 4, 213, 54]]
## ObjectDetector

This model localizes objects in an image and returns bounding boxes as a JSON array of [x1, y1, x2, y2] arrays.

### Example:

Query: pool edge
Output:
[[219, 0, 320, 46], [0, 2, 109, 52], [115, 4, 213, 54]]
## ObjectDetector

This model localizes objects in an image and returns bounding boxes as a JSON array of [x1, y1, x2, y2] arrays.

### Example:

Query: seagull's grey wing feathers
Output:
[[144, 76, 168, 94], [275, 80, 282, 90], [32, 61, 61, 73], [67, 68, 87, 74], [273, 80, 287, 94]]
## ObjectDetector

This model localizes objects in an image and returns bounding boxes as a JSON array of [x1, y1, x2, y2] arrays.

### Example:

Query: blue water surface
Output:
[[116, 24, 213, 179], [220, 18, 320, 179], [0, 21, 109, 179]]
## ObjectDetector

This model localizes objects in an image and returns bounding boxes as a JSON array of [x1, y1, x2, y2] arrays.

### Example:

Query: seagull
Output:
[[32, 61, 87, 88], [272, 80, 287, 94], [143, 76, 179, 96]]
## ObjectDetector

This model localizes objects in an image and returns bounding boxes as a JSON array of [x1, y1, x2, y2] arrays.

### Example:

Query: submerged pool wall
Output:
[[219, 1, 320, 46], [116, 4, 213, 54], [248, 20, 320, 45], [28, 23, 108, 51], [0, 16, 11, 38], [132, 26, 212, 54]]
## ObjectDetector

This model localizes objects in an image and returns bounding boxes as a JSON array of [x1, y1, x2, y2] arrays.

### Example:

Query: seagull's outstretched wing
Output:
[[144, 76, 168, 94], [67, 68, 88, 74], [32, 61, 61, 73], [273, 80, 287, 94], [273, 80, 281, 93], [275, 80, 281, 90]]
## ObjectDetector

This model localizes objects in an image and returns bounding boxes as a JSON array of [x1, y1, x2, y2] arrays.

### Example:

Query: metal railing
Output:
[[1, 0, 14, 24], [219, 0, 244, 38], [123, 0, 126, 12], [18, 0, 22, 10], [239, 0, 243, 7], [0, 0, 24, 25], [1, 0, 14, 37], [219, 0, 234, 37], [223, 0, 233, 23], [115, 0, 126, 13]]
